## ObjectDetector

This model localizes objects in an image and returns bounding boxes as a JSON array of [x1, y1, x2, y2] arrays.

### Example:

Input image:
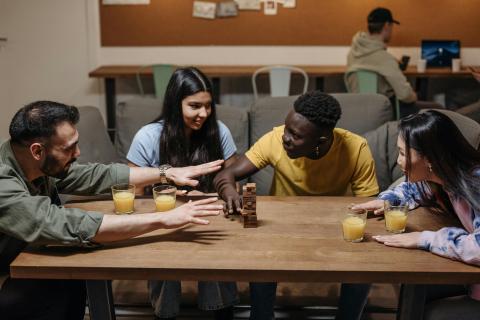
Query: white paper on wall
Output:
[[217, 1, 239, 17], [234, 0, 261, 10], [282, 0, 296, 8], [263, 0, 277, 15], [193, 1, 217, 19]]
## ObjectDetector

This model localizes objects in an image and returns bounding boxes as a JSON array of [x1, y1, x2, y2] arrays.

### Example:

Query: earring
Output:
[[428, 164, 433, 172], [315, 146, 320, 157]]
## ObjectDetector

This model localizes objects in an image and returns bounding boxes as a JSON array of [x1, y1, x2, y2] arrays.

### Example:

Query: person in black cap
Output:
[[346, 7, 442, 118]]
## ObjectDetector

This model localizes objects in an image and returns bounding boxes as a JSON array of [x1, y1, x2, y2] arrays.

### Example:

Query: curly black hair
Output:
[[293, 91, 342, 129]]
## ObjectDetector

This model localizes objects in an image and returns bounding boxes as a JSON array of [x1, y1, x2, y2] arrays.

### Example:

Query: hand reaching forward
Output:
[[351, 199, 385, 215], [166, 160, 224, 187], [161, 197, 223, 228]]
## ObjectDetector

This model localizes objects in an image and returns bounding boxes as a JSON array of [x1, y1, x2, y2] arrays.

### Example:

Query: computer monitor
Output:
[[421, 40, 460, 68]]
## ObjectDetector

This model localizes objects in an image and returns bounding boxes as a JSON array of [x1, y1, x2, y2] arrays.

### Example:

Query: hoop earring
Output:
[[428, 164, 433, 173], [315, 146, 320, 157]]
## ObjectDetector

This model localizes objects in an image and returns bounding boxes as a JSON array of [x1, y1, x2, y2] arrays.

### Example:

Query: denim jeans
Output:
[[248, 282, 371, 320], [148, 280, 238, 318]]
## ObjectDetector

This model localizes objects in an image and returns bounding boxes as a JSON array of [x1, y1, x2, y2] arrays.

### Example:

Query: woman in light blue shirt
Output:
[[128, 67, 238, 320]]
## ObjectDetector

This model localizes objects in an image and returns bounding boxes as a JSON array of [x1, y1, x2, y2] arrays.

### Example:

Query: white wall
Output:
[[0, 0, 101, 138], [1, 0, 479, 138]]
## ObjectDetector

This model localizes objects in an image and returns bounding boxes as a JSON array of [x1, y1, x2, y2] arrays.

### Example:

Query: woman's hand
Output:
[[351, 199, 385, 215], [166, 159, 224, 187], [160, 197, 222, 228], [373, 232, 421, 249]]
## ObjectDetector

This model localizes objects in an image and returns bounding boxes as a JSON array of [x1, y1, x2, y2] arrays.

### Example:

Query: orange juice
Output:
[[113, 191, 135, 214], [155, 195, 176, 212], [342, 216, 366, 242], [385, 210, 408, 233]]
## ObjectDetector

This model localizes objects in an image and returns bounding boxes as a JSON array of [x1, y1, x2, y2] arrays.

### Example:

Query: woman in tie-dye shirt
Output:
[[354, 110, 480, 319]]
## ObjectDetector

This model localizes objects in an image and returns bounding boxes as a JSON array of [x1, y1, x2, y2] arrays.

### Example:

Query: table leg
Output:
[[105, 78, 116, 142], [212, 77, 221, 104], [415, 77, 429, 101], [396, 284, 426, 320], [315, 76, 325, 92], [86, 280, 116, 320]]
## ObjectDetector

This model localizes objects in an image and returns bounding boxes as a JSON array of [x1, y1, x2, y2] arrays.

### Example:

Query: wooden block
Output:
[[244, 201, 256, 208], [241, 209, 256, 215], [243, 213, 258, 228], [243, 196, 256, 202]]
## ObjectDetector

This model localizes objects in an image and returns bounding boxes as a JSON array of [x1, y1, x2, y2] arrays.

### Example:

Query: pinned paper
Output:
[[263, 0, 277, 15], [193, 1, 217, 19], [282, 0, 296, 8], [217, 1, 239, 17], [234, 0, 261, 10]]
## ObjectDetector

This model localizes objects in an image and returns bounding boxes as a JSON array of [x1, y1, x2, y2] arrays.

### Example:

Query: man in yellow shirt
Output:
[[214, 91, 379, 320]]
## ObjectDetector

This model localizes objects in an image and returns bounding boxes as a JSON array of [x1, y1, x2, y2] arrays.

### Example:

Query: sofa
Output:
[[109, 93, 397, 194]]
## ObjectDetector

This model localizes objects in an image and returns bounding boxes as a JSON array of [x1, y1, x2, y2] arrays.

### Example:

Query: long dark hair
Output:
[[153, 67, 223, 192], [399, 110, 480, 213]]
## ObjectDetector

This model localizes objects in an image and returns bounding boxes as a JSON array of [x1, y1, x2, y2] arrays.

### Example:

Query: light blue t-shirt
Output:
[[127, 120, 237, 167]]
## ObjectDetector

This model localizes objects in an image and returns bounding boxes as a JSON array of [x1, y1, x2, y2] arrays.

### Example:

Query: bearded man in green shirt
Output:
[[0, 101, 224, 320]]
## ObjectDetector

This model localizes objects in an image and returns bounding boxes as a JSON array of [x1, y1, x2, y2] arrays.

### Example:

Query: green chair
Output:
[[136, 64, 174, 101], [345, 70, 400, 119]]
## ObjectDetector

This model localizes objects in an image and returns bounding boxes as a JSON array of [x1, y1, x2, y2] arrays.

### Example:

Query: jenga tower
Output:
[[242, 183, 258, 228]]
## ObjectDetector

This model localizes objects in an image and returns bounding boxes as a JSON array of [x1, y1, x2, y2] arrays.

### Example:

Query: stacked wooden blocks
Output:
[[242, 183, 258, 228]]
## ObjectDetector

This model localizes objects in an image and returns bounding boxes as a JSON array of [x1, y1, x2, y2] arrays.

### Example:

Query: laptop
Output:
[[421, 40, 460, 67]]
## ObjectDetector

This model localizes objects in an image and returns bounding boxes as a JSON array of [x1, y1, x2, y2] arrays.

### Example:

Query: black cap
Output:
[[368, 7, 400, 25]]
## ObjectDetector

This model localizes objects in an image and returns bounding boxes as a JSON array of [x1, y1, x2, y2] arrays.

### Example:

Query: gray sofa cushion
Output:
[[421, 109, 480, 149], [115, 98, 162, 160], [335, 93, 394, 134], [115, 98, 249, 160], [77, 106, 121, 164], [249, 93, 394, 195], [363, 121, 402, 191], [456, 100, 480, 124]]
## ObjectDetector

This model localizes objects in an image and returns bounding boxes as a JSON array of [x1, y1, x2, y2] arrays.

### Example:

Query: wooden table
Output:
[[89, 64, 476, 139], [10, 196, 480, 320]]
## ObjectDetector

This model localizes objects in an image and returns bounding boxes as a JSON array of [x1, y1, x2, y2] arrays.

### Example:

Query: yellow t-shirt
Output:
[[245, 126, 379, 197]]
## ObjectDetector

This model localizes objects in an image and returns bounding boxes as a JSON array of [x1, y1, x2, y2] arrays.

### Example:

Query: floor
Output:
[[84, 304, 397, 320]]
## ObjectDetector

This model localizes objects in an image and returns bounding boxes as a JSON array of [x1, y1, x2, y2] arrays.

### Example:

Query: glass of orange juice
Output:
[[384, 204, 408, 233], [342, 208, 367, 242], [111, 183, 135, 214], [153, 185, 177, 212]]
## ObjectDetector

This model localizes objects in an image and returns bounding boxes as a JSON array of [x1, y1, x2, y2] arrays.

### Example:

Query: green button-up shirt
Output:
[[0, 140, 130, 273]]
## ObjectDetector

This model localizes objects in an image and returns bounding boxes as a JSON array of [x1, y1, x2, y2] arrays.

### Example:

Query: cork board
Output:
[[100, 0, 480, 47]]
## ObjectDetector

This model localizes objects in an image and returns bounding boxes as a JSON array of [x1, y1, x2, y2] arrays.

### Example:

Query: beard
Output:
[[40, 153, 76, 179]]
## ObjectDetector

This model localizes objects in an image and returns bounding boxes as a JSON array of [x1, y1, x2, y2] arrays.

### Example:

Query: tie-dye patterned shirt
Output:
[[378, 181, 480, 300]]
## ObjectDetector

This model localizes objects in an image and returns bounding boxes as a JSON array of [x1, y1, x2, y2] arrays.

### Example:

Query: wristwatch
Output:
[[158, 164, 172, 184]]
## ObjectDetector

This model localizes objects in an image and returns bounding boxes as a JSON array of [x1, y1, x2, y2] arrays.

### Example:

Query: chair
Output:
[[345, 70, 401, 120], [136, 64, 174, 101], [76, 106, 122, 164], [252, 65, 309, 100]]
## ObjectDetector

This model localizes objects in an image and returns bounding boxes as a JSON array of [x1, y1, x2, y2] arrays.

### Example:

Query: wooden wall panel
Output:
[[100, 0, 480, 47]]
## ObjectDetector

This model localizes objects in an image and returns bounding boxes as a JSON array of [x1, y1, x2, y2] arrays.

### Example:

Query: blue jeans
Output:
[[148, 280, 238, 318], [249, 282, 371, 320]]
